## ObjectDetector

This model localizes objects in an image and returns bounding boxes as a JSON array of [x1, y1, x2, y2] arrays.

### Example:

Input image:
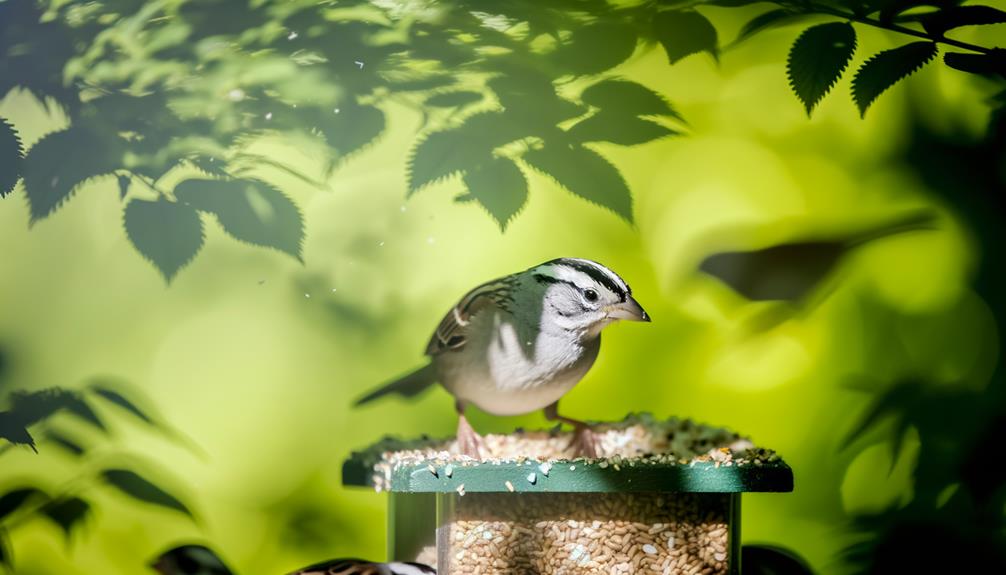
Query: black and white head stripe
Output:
[[533, 258, 631, 301]]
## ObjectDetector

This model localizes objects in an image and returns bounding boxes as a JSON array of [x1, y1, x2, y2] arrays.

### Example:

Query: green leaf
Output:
[[461, 157, 528, 231], [44, 430, 85, 456], [0, 488, 46, 522], [653, 10, 718, 64], [524, 144, 633, 222], [852, 42, 938, 117], [580, 79, 679, 119], [407, 112, 522, 194], [733, 9, 806, 46], [40, 497, 90, 539], [568, 113, 677, 146], [22, 126, 119, 222], [944, 50, 1006, 77], [89, 384, 155, 425], [787, 23, 857, 115], [424, 91, 484, 108], [124, 198, 205, 282], [0, 117, 23, 198], [100, 469, 193, 517], [551, 21, 637, 75], [174, 178, 303, 260], [918, 6, 1006, 37]]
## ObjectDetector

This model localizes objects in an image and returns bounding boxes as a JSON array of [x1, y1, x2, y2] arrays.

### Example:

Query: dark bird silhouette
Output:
[[698, 210, 939, 302]]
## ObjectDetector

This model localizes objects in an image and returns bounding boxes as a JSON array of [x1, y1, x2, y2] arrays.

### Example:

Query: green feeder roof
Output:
[[342, 414, 793, 494]]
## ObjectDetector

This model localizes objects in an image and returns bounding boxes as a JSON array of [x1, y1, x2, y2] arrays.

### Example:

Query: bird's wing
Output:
[[425, 275, 517, 356]]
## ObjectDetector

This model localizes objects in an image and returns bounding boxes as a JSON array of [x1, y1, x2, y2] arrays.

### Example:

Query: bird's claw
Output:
[[568, 425, 600, 459], [455, 414, 486, 459]]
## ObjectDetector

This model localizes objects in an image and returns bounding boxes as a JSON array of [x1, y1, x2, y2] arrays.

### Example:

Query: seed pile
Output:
[[445, 492, 730, 574], [358, 414, 779, 491]]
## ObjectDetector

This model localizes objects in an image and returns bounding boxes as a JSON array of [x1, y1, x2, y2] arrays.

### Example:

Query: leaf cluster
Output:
[[0, 382, 195, 571]]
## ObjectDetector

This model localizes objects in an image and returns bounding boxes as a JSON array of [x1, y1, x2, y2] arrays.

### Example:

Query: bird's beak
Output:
[[607, 296, 650, 322]]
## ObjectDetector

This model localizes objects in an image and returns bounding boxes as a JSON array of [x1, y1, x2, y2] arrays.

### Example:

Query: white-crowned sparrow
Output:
[[288, 558, 436, 575], [356, 258, 649, 458]]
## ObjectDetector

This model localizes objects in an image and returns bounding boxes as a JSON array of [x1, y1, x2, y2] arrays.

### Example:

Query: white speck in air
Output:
[[228, 88, 245, 101], [400, 205, 407, 212], [427, 236, 435, 245], [288, 31, 298, 40], [354, 60, 364, 69], [333, 107, 341, 114], [304, 293, 311, 298], [265, 112, 273, 120]]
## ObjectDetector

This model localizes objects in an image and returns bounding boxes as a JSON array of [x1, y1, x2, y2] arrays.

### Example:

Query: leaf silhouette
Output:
[[100, 469, 193, 517], [40, 497, 90, 539], [787, 22, 857, 115], [461, 157, 528, 231], [44, 430, 85, 456], [580, 79, 679, 119], [0, 488, 46, 522], [698, 211, 937, 301], [150, 545, 235, 575], [0, 529, 9, 568], [22, 126, 120, 222], [0, 117, 23, 198], [320, 103, 386, 157], [124, 198, 204, 282], [567, 113, 677, 146], [917, 6, 1006, 37], [742, 544, 815, 575], [116, 174, 131, 201], [524, 143, 633, 222], [64, 397, 105, 432], [853, 42, 938, 117], [1, 389, 104, 450], [89, 383, 155, 426], [653, 10, 718, 64], [551, 21, 637, 75], [944, 50, 1006, 77], [174, 178, 303, 260], [407, 112, 522, 194], [733, 9, 805, 46], [425, 91, 483, 108]]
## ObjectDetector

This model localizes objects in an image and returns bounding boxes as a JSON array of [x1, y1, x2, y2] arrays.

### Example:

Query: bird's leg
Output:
[[544, 402, 600, 458], [455, 400, 486, 459]]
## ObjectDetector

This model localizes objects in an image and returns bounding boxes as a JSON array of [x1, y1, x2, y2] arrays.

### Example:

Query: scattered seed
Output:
[[526, 472, 536, 484], [456, 484, 465, 496], [505, 480, 514, 492], [445, 464, 454, 477]]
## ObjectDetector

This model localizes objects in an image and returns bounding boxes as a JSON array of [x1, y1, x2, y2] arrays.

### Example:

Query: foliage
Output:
[[4, 0, 998, 279], [0, 384, 195, 571]]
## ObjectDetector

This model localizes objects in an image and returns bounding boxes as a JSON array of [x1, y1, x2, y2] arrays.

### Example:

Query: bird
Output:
[[354, 257, 650, 458], [149, 545, 436, 575]]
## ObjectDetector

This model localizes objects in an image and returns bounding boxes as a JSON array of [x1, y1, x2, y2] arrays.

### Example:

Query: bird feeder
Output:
[[342, 415, 793, 574]]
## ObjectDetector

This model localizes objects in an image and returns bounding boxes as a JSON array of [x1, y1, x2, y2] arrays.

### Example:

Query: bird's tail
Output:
[[354, 363, 438, 406]]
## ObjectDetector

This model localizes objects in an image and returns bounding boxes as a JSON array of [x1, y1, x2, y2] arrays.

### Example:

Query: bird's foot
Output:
[[568, 424, 600, 459], [455, 413, 486, 459]]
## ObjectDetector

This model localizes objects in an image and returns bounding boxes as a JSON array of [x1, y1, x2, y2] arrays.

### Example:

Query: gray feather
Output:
[[353, 364, 437, 406]]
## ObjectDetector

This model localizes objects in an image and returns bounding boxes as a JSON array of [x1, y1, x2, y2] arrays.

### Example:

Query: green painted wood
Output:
[[343, 457, 793, 494]]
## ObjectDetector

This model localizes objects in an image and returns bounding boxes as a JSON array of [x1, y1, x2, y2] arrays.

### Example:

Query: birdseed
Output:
[[441, 492, 731, 574]]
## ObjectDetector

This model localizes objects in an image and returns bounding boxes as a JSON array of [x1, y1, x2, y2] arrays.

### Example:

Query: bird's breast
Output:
[[436, 311, 600, 415]]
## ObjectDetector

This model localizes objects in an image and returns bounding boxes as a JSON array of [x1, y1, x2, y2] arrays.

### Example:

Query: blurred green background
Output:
[[1, 1, 1003, 573]]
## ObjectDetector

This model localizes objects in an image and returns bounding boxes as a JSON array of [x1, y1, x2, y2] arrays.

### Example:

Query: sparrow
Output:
[[149, 545, 435, 575], [355, 258, 650, 458]]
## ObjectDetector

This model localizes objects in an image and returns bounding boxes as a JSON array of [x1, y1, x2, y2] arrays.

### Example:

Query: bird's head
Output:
[[149, 545, 234, 575], [529, 258, 649, 336]]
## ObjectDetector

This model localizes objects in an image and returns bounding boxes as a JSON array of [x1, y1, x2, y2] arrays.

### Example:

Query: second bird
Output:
[[355, 258, 650, 458]]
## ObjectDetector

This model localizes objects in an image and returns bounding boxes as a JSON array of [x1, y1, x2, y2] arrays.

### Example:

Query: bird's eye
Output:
[[583, 289, 599, 302]]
